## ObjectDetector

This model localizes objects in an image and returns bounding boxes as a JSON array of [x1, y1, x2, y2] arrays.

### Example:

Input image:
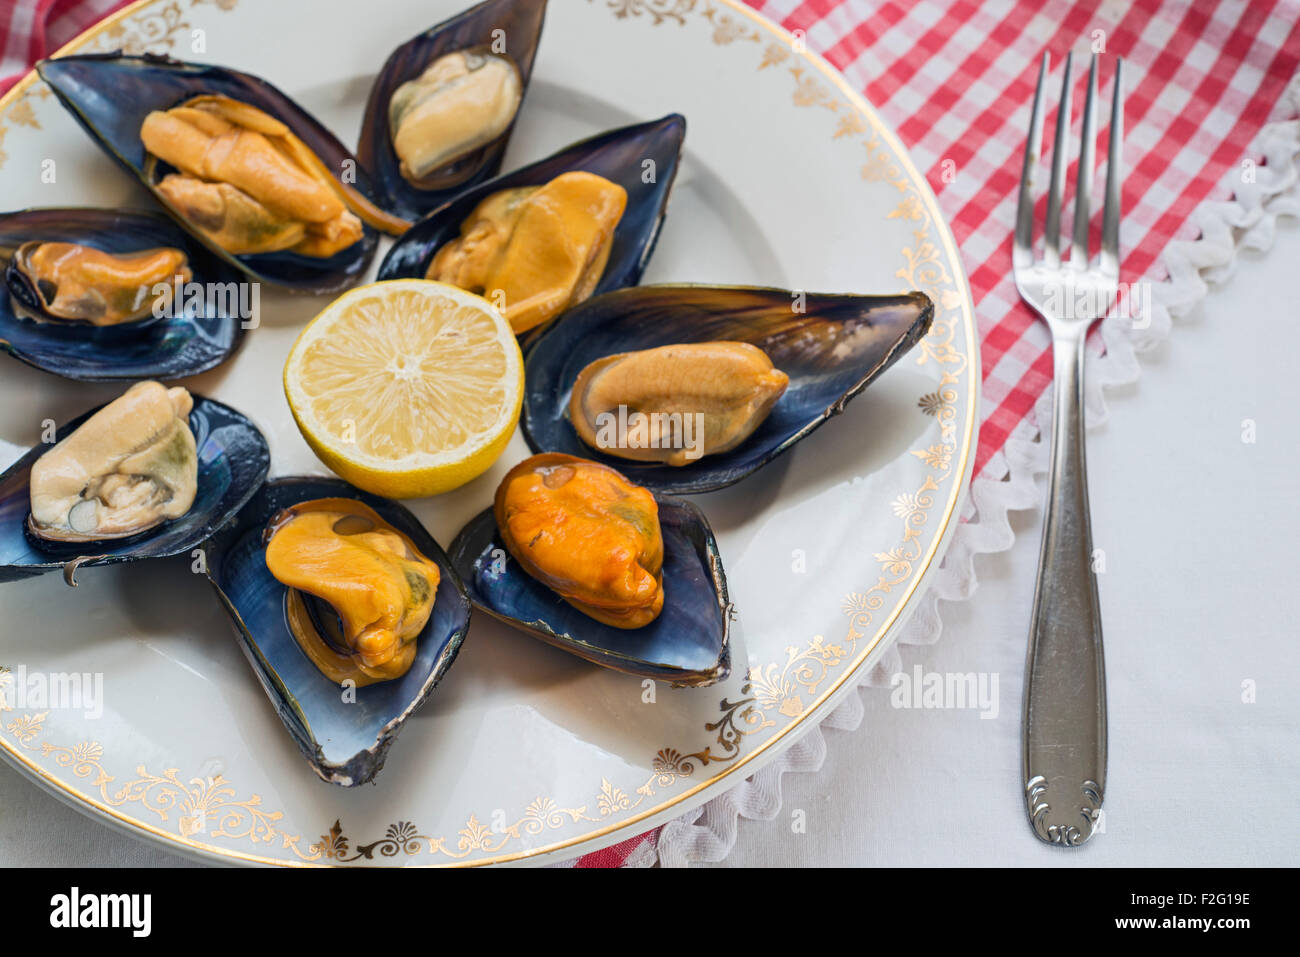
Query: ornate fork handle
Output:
[[1022, 327, 1106, 846]]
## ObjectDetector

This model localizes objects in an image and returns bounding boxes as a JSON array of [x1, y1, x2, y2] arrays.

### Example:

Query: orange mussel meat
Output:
[[494, 453, 664, 629], [264, 498, 440, 686]]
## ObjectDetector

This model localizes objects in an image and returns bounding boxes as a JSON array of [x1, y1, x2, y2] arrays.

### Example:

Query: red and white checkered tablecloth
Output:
[[3, 0, 1298, 866]]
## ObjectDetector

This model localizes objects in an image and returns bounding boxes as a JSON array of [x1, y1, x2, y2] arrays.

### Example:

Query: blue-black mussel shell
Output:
[[522, 285, 935, 494], [204, 477, 472, 787], [0, 207, 247, 381], [0, 392, 269, 584], [358, 0, 548, 221], [448, 491, 730, 688]]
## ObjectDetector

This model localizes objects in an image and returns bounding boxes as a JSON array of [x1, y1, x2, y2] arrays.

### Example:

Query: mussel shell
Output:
[[448, 494, 730, 687], [377, 114, 686, 335], [522, 285, 935, 493], [0, 207, 246, 381], [0, 393, 269, 584], [204, 477, 472, 787], [358, 0, 548, 221], [36, 53, 382, 293]]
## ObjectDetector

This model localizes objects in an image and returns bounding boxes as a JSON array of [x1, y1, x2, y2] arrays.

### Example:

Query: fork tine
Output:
[[1100, 57, 1124, 279], [1014, 52, 1049, 270], [1070, 53, 1099, 268], [1043, 52, 1073, 269]]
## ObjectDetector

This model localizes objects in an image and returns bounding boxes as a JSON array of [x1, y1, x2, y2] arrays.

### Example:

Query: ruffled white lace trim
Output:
[[645, 71, 1300, 868]]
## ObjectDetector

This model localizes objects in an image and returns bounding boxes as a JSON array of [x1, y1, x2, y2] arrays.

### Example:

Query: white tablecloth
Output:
[[694, 219, 1300, 868], [2, 220, 1296, 868]]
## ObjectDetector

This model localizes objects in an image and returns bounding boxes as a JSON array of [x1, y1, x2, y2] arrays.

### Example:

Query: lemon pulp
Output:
[[284, 279, 524, 498]]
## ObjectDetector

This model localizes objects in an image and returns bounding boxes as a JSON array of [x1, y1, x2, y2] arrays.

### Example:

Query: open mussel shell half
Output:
[[359, 0, 548, 221], [0, 393, 269, 584], [36, 53, 385, 293], [522, 285, 935, 494], [0, 207, 246, 381], [204, 477, 472, 787], [449, 495, 730, 688], [377, 113, 686, 332]]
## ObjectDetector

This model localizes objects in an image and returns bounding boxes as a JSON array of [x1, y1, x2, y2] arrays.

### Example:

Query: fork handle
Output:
[[1022, 329, 1107, 846]]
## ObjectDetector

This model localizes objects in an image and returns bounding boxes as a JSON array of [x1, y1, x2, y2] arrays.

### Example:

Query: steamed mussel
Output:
[[360, 0, 548, 220], [28, 381, 197, 543], [205, 478, 472, 786], [495, 453, 664, 628], [0, 384, 269, 584], [449, 453, 731, 686], [263, 498, 442, 687], [0, 208, 247, 381], [570, 342, 790, 466], [379, 115, 686, 335], [427, 171, 627, 334], [7, 241, 191, 327], [389, 48, 522, 189], [37, 53, 403, 292], [140, 96, 377, 259], [523, 285, 936, 493]]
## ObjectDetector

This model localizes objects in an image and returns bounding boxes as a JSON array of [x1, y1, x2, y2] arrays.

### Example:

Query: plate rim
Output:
[[0, 0, 980, 866]]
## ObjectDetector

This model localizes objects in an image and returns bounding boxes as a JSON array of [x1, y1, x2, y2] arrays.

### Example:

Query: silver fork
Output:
[[1014, 51, 1123, 846]]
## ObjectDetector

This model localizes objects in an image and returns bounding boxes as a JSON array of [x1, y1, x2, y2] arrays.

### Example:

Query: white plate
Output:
[[0, 0, 977, 866]]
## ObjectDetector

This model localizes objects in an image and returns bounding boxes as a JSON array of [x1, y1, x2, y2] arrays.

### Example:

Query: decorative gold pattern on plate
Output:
[[0, 689, 610, 864], [0, 0, 974, 866], [83, 0, 223, 55], [0, 0, 238, 170], [0, 86, 49, 172], [603, 0, 697, 26], [0, 672, 284, 847]]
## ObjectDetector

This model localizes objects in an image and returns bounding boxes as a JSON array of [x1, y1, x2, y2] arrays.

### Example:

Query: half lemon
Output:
[[284, 279, 524, 498]]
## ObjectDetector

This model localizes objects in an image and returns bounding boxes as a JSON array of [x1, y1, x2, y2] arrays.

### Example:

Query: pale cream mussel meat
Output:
[[569, 342, 790, 466], [28, 381, 198, 543], [389, 47, 523, 189], [358, 0, 549, 220], [8, 241, 191, 327]]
